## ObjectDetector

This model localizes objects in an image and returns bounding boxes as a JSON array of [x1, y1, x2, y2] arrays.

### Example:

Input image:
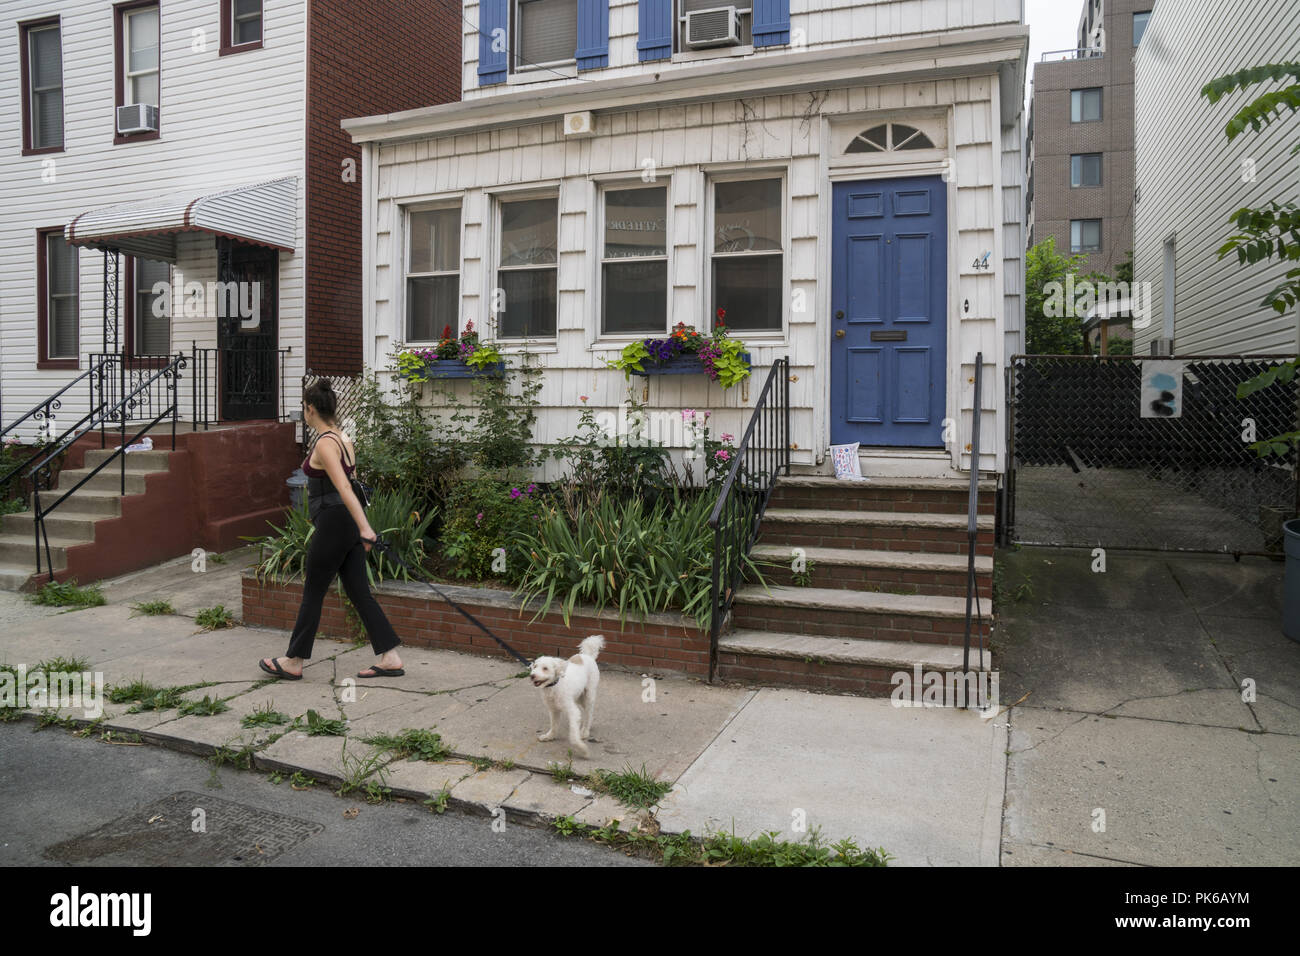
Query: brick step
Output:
[[758, 508, 995, 556], [770, 475, 996, 515], [717, 630, 994, 698], [731, 584, 982, 647], [751, 544, 992, 599]]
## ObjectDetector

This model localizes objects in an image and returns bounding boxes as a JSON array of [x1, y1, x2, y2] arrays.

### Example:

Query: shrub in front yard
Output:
[[441, 479, 543, 583]]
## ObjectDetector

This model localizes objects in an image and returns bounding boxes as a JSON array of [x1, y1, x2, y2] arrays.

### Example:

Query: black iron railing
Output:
[[27, 354, 187, 579], [962, 351, 988, 707], [0, 357, 115, 499], [707, 357, 790, 680]]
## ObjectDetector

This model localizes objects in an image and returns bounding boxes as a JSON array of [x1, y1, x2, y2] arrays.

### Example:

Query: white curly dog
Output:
[[530, 635, 604, 758]]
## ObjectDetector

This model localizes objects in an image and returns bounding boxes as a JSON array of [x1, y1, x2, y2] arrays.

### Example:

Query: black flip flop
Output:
[[259, 658, 302, 681], [358, 665, 405, 678]]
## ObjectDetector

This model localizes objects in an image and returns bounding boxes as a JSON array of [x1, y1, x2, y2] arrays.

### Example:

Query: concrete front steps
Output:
[[717, 474, 996, 698], [0, 446, 181, 591]]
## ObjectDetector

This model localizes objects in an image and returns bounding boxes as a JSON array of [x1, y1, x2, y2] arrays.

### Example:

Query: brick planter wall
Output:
[[241, 570, 710, 677]]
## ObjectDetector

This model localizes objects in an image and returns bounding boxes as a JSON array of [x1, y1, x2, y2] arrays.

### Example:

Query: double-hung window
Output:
[[123, 5, 159, 107], [602, 185, 668, 335], [1133, 11, 1151, 46], [132, 258, 171, 355], [21, 20, 63, 153], [1071, 153, 1102, 188], [221, 0, 263, 54], [513, 0, 577, 72], [711, 177, 783, 332], [406, 207, 462, 341], [1071, 219, 1102, 253], [497, 196, 558, 338], [39, 229, 79, 366]]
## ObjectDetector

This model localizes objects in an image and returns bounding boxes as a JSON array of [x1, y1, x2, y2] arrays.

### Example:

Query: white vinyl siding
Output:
[[1133, 0, 1300, 354], [0, 0, 308, 441]]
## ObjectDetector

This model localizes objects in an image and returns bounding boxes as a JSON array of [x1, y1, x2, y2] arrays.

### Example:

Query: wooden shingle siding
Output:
[[369, 69, 1016, 474], [1132, 0, 1300, 355], [464, 0, 1023, 99]]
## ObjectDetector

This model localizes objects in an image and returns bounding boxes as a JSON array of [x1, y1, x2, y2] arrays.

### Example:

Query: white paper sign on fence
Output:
[[1140, 360, 1183, 419]]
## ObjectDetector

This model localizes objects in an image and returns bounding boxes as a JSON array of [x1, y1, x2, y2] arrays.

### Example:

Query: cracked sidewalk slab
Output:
[[1002, 706, 1299, 866]]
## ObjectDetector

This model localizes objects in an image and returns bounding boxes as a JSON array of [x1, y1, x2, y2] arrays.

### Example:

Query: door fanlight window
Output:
[[845, 123, 936, 154]]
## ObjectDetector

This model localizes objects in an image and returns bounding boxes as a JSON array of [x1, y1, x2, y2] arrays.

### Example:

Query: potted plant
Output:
[[394, 321, 504, 382], [608, 309, 751, 389]]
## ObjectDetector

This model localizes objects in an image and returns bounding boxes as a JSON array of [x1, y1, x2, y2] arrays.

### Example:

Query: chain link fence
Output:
[[1006, 355, 1300, 554]]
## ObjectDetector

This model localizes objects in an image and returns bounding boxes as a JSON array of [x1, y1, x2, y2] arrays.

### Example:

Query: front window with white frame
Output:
[[497, 195, 558, 338], [406, 206, 462, 341], [602, 185, 668, 335], [711, 177, 783, 332], [513, 0, 577, 73]]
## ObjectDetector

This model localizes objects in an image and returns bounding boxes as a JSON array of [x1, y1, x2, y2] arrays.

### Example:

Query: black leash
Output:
[[367, 535, 533, 668]]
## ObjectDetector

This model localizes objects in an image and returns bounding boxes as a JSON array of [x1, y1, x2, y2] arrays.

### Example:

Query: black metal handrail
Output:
[[27, 353, 186, 580], [962, 351, 988, 708], [0, 357, 115, 495], [707, 357, 790, 680]]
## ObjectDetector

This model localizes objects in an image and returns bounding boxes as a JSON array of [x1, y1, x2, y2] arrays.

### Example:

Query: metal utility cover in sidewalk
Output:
[[44, 791, 322, 866]]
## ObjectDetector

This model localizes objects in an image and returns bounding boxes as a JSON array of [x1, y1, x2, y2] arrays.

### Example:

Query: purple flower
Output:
[[475, 512, 483, 525], [510, 487, 522, 499], [526, 483, 537, 495]]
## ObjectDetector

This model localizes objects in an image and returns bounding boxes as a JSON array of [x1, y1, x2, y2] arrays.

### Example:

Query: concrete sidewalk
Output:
[[995, 546, 1300, 866], [0, 549, 1005, 866]]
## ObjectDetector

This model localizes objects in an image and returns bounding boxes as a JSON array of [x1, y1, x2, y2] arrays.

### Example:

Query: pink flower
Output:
[[721, 433, 734, 443], [580, 395, 589, 404], [715, 449, 731, 461], [681, 408, 695, 421], [703, 410, 711, 419], [475, 512, 483, 525]]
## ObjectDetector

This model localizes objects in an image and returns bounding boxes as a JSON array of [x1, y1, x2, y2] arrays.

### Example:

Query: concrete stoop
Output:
[[719, 474, 996, 697]]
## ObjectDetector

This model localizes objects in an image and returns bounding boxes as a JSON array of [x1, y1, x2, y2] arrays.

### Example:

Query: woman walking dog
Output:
[[258, 380, 404, 681]]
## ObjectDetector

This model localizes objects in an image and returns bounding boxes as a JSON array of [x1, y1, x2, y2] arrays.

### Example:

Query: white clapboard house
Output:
[[343, 1, 1028, 690], [0, 0, 458, 590]]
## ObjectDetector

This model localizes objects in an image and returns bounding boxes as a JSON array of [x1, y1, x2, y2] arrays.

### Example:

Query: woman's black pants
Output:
[[285, 503, 400, 659]]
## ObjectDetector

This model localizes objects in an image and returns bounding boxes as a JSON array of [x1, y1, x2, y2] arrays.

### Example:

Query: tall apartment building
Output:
[[1026, 0, 1153, 275]]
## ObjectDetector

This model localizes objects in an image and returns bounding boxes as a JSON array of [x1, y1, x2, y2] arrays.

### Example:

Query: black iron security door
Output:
[[217, 239, 279, 421]]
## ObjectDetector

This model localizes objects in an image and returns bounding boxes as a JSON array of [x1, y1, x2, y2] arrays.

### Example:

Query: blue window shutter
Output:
[[478, 0, 508, 85], [576, 0, 609, 70], [638, 0, 672, 62], [752, 0, 790, 48]]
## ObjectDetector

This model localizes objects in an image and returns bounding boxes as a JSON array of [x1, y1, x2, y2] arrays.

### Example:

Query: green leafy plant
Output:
[[1024, 237, 1087, 355], [27, 579, 105, 608], [301, 709, 347, 737], [423, 788, 451, 814], [244, 498, 315, 583], [586, 765, 672, 810], [241, 702, 291, 729], [195, 605, 236, 630], [178, 694, 230, 717], [606, 313, 752, 389], [362, 728, 449, 762], [129, 599, 174, 617], [440, 478, 545, 582]]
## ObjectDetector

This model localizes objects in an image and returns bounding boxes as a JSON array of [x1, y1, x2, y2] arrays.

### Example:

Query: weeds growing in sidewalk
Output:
[[423, 788, 451, 814], [550, 817, 891, 867], [178, 695, 229, 717], [548, 759, 579, 783], [195, 605, 236, 630], [130, 600, 174, 616], [337, 740, 391, 802], [586, 765, 672, 810], [28, 580, 105, 608], [241, 702, 290, 728], [362, 728, 448, 762], [300, 709, 347, 737], [289, 771, 316, 789]]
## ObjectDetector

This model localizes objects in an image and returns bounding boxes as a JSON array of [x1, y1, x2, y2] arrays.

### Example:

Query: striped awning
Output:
[[65, 177, 297, 263]]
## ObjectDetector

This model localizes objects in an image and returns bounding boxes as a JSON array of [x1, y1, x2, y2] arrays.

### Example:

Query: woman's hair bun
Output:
[[320, 380, 334, 392]]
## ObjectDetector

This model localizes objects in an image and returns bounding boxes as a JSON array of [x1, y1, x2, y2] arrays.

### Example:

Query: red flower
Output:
[[716, 308, 726, 320], [442, 324, 452, 339]]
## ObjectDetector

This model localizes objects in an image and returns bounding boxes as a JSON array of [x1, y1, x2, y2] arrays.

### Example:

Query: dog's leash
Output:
[[367, 535, 533, 668]]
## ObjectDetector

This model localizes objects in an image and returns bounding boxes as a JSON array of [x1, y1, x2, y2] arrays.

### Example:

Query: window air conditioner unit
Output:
[[1149, 337, 1174, 357], [685, 6, 740, 48], [116, 103, 159, 135]]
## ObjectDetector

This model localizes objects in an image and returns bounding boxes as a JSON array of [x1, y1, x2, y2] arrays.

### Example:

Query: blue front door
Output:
[[830, 176, 947, 447]]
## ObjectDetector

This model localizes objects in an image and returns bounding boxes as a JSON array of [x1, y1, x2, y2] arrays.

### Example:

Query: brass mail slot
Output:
[[870, 330, 907, 342]]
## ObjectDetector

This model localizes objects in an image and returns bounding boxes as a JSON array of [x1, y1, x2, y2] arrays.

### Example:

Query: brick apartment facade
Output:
[[305, 0, 462, 375], [1027, 0, 1151, 277]]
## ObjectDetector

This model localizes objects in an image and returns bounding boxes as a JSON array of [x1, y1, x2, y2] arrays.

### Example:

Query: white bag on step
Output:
[[830, 442, 869, 481]]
